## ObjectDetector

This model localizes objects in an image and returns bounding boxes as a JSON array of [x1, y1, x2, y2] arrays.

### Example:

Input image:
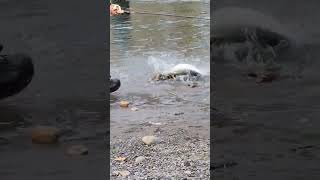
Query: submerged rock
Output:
[[66, 145, 88, 156], [31, 126, 59, 144], [119, 100, 129, 107]]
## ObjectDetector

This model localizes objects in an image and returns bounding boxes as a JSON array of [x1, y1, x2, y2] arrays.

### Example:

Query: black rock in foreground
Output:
[[0, 53, 34, 99], [110, 77, 121, 93]]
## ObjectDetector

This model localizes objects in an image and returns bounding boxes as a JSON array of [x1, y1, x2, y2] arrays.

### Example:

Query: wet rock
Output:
[[66, 145, 88, 156], [290, 144, 319, 152], [31, 126, 59, 144], [119, 100, 129, 107], [142, 135, 156, 145], [256, 73, 278, 83], [135, 156, 146, 164], [188, 83, 198, 88], [247, 69, 280, 83], [131, 107, 139, 111], [112, 170, 130, 177]]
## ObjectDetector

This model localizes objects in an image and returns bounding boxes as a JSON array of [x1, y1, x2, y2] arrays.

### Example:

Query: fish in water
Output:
[[0, 53, 34, 99], [211, 7, 302, 81], [152, 64, 202, 81], [212, 7, 294, 63]]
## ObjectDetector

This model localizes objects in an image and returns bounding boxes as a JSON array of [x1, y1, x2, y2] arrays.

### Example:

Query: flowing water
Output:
[[110, 1, 210, 125]]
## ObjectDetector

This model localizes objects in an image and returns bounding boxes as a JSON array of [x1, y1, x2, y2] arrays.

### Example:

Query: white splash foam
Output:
[[147, 56, 178, 73], [147, 55, 209, 76], [170, 64, 202, 74]]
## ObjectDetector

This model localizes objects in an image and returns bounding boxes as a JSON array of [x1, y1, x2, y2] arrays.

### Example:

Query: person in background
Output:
[[109, 3, 122, 93], [110, 3, 125, 16]]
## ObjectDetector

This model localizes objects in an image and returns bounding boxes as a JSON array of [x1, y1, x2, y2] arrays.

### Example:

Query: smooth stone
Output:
[[31, 126, 59, 144], [114, 156, 127, 162], [142, 136, 156, 145], [66, 145, 88, 156], [119, 100, 129, 107], [113, 170, 130, 177], [135, 156, 146, 164]]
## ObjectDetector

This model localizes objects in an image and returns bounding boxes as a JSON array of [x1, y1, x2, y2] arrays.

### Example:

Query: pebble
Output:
[[256, 73, 278, 83], [142, 136, 156, 145], [131, 107, 139, 111], [114, 156, 127, 162], [66, 145, 88, 156], [135, 156, 146, 164], [112, 170, 130, 177], [184, 170, 192, 175], [31, 126, 59, 144], [119, 100, 129, 108], [188, 83, 198, 88]]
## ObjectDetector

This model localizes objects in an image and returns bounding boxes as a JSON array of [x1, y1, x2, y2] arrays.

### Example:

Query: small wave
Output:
[[111, 26, 134, 30], [147, 56, 178, 73]]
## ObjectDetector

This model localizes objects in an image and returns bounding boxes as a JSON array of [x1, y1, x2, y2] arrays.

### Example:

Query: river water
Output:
[[110, 1, 210, 125]]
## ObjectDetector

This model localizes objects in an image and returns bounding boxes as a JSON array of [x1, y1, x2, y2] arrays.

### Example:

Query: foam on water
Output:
[[147, 55, 209, 76], [147, 55, 182, 73]]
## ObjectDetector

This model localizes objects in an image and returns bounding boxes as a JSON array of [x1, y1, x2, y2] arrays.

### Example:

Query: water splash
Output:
[[147, 55, 180, 73], [147, 54, 209, 74]]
